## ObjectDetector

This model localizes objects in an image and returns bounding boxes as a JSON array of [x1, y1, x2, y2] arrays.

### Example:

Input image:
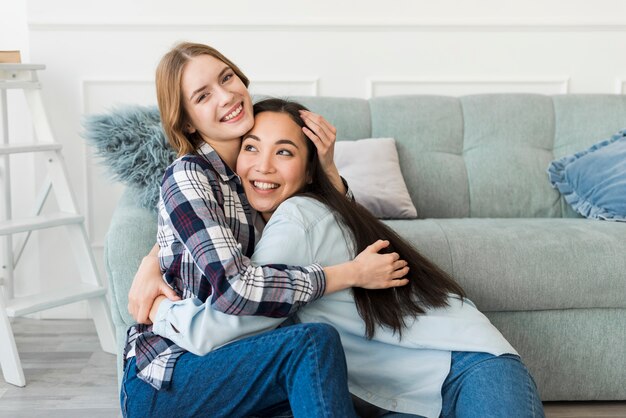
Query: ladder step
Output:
[[0, 212, 83, 235], [0, 81, 41, 90], [5, 283, 107, 317], [0, 143, 62, 155], [0, 64, 46, 71]]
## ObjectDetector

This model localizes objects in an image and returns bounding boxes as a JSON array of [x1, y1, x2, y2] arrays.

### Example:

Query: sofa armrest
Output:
[[104, 186, 157, 328]]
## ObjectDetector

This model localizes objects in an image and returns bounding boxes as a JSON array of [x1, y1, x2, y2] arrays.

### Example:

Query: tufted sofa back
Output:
[[295, 94, 626, 219]]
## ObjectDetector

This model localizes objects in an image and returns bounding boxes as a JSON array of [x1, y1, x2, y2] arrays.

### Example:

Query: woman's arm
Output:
[[160, 158, 408, 318], [161, 158, 324, 318], [147, 207, 315, 354], [127, 171, 404, 323], [147, 201, 329, 354], [148, 198, 408, 354], [149, 294, 285, 356]]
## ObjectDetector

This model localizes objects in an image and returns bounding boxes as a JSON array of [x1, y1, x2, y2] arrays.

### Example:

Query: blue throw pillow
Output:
[[548, 130, 626, 221]]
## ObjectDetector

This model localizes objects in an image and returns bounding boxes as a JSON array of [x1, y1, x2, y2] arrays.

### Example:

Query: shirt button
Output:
[[366, 392, 372, 399], [391, 400, 398, 409]]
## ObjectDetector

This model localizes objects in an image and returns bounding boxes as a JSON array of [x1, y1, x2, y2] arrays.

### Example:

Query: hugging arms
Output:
[[122, 41, 543, 418]]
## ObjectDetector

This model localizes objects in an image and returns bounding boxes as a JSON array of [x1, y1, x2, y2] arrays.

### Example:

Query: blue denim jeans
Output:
[[383, 351, 544, 418], [120, 323, 357, 418]]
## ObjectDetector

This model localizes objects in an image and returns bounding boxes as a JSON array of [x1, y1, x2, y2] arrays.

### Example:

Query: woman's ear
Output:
[[185, 123, 196, 134]]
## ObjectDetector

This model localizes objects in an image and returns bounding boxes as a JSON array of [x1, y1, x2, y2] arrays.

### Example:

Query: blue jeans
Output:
[[120, 323, 357, 418], [383, 351, 544, 418]]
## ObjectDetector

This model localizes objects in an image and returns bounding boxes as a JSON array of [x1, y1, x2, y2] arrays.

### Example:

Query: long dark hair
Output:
[[253, 98, 466, 339]]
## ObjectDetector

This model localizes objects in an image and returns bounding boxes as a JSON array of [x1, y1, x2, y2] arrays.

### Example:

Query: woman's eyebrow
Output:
[[242, 135, 298, 148], [218, 66, 231, 78], [275, 139, 298, 148]]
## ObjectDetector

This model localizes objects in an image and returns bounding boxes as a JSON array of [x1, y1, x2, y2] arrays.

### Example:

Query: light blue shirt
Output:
[[153, 196, 516, 417]]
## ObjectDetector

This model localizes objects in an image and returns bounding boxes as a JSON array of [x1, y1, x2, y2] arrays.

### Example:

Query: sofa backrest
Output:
[[296, 94, 626, 219]]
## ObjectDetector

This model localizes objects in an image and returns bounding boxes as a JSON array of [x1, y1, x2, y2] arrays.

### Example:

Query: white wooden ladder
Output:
[[0, 64, 116, 387]]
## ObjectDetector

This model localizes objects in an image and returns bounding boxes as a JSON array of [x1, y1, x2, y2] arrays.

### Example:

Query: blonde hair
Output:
[[155, 42, 250, 156]]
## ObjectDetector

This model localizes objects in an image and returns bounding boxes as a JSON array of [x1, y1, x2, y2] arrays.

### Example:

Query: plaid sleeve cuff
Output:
[[305, 263, 326, 300]]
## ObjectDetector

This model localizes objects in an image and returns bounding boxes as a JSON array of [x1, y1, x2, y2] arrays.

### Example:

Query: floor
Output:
[[0, 318, 624, 418], [0, 318, 118, 417]]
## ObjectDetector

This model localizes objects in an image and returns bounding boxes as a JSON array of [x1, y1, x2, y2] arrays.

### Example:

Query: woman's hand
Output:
[[351, 240, 410, 289], [127, 245, 180, 324], [148, 295, 169, 324], [299, 110, 346, 194], [323, 240, 409, 294]]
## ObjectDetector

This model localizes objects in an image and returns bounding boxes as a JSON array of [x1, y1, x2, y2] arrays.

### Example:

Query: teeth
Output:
[[223, 104, 243, 121], [254, 181, 279, 190]]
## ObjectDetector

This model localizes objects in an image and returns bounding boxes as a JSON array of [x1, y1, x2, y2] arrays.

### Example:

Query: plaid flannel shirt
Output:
[[124, 143, 326, 390]]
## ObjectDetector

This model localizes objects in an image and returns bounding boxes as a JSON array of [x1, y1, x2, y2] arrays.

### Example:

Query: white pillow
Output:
[[334, 138, 417, 219]]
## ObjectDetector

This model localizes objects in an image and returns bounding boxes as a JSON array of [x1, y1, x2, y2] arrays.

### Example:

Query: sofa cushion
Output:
[[460, 95, 559, 218], [486, 308, 626, 400], [371, 96, 469, 218], [548, 129, 626, 221], [385, 218, 626, 312]]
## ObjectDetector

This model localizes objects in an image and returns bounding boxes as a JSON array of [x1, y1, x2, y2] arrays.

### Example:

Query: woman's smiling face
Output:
[[236, 111, 310, 221], [180, 54, 254, 146]]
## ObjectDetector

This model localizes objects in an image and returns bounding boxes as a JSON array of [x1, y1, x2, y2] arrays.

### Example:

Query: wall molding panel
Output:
[[28, 17, 626, 32], [368, 77, 570, 97], [615, 78, 626, 94]]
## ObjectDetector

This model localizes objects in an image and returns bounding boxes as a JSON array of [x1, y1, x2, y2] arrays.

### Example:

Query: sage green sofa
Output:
[[104, 94, 626, 400]]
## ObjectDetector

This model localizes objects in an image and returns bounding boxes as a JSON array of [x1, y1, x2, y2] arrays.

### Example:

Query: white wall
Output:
[[11, 0, 626, 317]]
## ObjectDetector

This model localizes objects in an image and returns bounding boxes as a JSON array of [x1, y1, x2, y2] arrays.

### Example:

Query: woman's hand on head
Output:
[[299, 110, 346, 193], [352, 240, 410, 289], [127, 246, 180, 324]]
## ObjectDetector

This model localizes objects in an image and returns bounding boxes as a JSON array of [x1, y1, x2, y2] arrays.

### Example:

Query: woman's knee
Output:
[[300, 323, 341, 343], [468, 354, 537, 393], [444, 353, 544, 418], [295, 323, 343, 357]]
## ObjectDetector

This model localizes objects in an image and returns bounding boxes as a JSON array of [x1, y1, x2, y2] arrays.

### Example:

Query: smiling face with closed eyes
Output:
[[236, 111, 311, 221]]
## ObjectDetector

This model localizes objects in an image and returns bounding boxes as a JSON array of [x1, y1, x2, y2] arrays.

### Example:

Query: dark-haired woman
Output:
[[148, 99, 545, 418]]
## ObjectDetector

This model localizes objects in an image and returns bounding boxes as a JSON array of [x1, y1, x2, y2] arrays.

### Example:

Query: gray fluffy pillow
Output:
[[82, 105, 176, 211]]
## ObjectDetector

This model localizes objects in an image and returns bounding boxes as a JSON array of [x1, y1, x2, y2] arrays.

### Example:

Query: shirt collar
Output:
[[197, 142, 238, 182]]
